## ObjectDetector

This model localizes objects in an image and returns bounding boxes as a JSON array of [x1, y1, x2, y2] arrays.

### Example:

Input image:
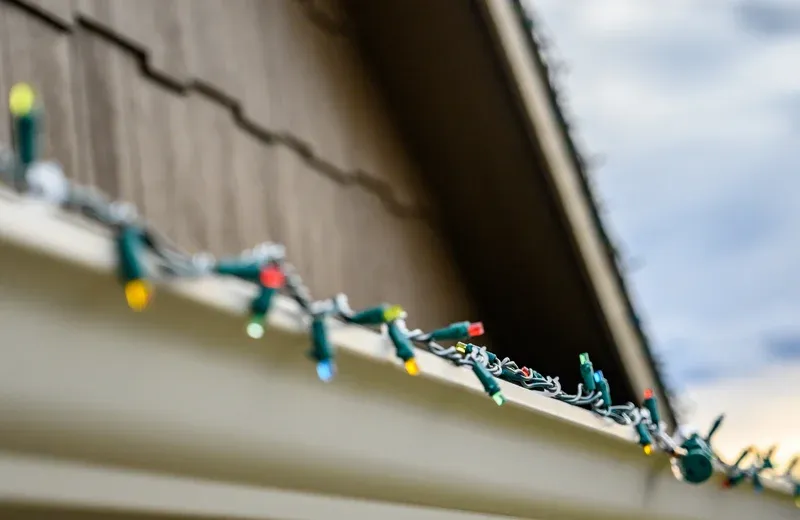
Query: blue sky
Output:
[[528, 0, 799, 461]]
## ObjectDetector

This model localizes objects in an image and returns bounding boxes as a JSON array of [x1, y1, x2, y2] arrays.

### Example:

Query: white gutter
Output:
[[0, 189, 794, 520]]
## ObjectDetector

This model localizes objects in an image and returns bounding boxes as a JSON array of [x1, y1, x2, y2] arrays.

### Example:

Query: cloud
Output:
[[736, 0, 800, 37], [764, 333, 800, 361], [527, 0, 800, 391]]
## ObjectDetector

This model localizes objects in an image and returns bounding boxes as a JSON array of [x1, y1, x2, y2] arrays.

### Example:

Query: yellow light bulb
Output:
[[455, 341, 468, 353], [404, 358, 420, 376], [383, 305, 404, 322], [9, 83, 35, 117], [124, 279, 151, 311], [643, 444, 653, 456]]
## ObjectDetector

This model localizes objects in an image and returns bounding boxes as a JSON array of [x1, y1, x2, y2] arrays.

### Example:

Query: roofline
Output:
[[0, 187, 792, 517], [479, 0, 677, 426]]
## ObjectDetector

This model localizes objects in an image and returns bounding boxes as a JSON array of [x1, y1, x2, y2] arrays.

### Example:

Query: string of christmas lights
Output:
[[2, 82, 797, 506]]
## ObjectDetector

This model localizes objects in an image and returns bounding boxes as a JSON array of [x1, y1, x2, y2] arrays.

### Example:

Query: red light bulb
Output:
[[260, 266, 285, 289], [467, 321, 484, 337], [643, 388, 654, 399]]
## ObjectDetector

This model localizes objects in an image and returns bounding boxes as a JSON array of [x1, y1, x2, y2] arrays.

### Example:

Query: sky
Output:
[[527, 0, 800, 464]]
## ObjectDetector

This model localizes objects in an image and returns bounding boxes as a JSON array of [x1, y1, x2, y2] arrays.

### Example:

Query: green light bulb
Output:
[[491, 391, 506, 406]]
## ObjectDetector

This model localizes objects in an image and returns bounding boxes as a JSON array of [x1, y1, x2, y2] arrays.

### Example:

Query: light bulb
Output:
[[124, 279, 151, 311], [383, 305, 405, 322], [9, 83, 35, 116], [491, 391, 506, 406], [246, 319, 265, 339], [316, 360, 335, 382]]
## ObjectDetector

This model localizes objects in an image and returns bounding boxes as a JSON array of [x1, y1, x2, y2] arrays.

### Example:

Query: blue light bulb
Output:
[[594, 370, 604, 383], [316, 359, 335, 382]]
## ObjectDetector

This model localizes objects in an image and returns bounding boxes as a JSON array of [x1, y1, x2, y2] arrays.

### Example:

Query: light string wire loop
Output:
[[2, 83, 797, 504]]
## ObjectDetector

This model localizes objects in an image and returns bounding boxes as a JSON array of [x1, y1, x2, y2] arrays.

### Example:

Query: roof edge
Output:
[[483, 0, 678, 426]]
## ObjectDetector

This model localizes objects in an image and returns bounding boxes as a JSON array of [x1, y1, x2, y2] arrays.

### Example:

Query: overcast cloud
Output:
[[527, 0, 800, 460]]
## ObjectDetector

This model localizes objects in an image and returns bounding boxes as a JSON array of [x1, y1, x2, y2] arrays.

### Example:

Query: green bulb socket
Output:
[[428, 321, 470, 342], [635, 422, 652, 446], [761, 447, 776, 470], [732, 448, 752, 468], [14, 112, 38, 169], [678, 436, 715, 484], [250, 285, 276, 316], [597, 377, 612, 408], [785, 457, 798, 476], [728, 473, 746, 487], [387, 321, 415, 362], [578, 353, 595, 393], [706, 414, 724, 442], [309, 316, 332, 362], [117, 226, 146, 282], [752, 474, 764, 493], [502, 367, 519, 379], [214, 261, 261, 282], [643, 396, 660, 426], [348, 305, 397, 326], [472, 361, 501, 398]]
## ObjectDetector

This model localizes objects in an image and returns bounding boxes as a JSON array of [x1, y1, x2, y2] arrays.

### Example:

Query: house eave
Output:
[[346, 0, 675, 425]]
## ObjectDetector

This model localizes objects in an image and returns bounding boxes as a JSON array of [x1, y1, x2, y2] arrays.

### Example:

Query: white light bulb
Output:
[[246, 321, 264, 339]]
